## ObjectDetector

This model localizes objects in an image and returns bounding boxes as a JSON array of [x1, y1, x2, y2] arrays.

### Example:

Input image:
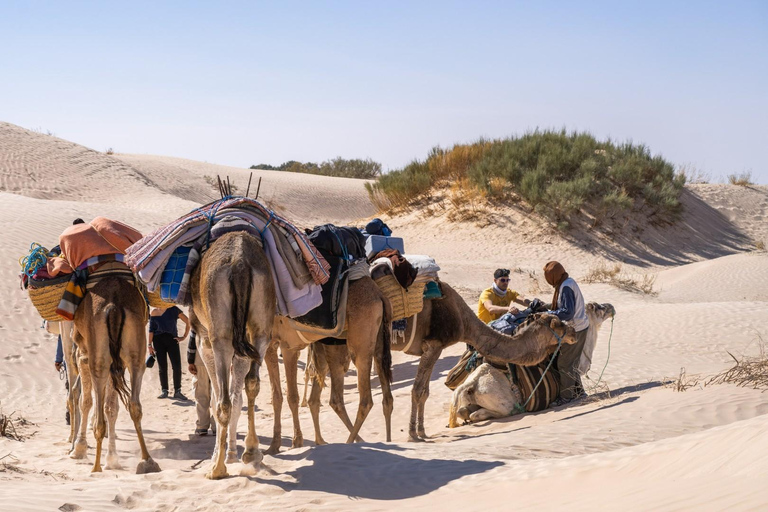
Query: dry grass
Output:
[[105, 147, 114, 155], [707, 333, 768, 390], [755, 240, 765, 251], [583, 263, 657, 295], [728, 171, 754, 186], [0, 407, 34, 442], [676, 164, 710, 184], [666, 367, 703, 392]]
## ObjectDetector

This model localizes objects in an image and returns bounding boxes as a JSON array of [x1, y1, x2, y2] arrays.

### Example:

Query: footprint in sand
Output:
[[4, 354, 22, 361]]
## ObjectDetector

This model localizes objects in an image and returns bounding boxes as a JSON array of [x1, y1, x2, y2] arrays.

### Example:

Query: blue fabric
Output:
[[550, 286, 576, 322], [392, 318, 407, 332], [423, 281, 442, 300], [159, 246, 191, 301], [149, 306, 182, 337], [55, 335, 63, 364]]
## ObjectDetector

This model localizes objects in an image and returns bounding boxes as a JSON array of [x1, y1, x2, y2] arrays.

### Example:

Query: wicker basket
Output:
[[28, 274, 70, 322], [146, 288, 179, 309], [374, 274, 425, 321]]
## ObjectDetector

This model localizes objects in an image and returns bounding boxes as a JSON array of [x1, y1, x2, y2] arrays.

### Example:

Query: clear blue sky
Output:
[[1, 1, 766, 182]]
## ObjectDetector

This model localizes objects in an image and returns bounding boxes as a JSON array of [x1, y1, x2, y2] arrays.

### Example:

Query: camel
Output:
[[264, 275, 392, 452], [69, 277, 160, 474], [448, 302, 616, 426], [48, 320, 81, 451], [189, 231, 276, 480], [281, 281, 578, 443]]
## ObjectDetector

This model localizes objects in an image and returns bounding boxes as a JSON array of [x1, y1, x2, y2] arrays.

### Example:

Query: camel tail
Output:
[[230, 263, 258, 360], [376, 296, 393, 384], [105, 304, 130, 406]]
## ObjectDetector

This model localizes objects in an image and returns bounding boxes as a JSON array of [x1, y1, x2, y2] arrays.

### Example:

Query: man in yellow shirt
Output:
[[477, 269, 530, 324]]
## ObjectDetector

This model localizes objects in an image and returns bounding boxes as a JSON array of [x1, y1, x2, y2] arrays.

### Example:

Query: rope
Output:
[[512, 325, 563, 414], [591, 314, 615, 389], [20, 243, 53, 277]]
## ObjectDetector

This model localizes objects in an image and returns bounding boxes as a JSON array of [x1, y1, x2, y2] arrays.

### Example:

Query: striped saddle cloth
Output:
[[509, 358, 560, 413]]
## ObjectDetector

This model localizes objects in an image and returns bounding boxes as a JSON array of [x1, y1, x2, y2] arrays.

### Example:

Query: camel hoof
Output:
[[291, 437, 303, 449], [70, 440, 88, 459], [242, 449, 262, 466], [314, 438, 327, 446], [264, 443, 281, 455], [205, 467, 229, 480], [226, 451, 239, 464], [106, 455, 122, 470], [91, 465, 103, 473], [136, 458, 161, 474], [408, 435, 425, 443]]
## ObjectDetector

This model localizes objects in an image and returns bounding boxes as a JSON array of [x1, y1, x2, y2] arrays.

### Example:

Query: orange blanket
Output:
[[47, 217, 143, 276]]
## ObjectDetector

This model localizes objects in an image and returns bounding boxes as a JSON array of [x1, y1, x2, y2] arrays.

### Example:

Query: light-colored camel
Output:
[[448, 302, 616, 426], [293, 281, 579, 442], [48, 320, 81, 451], [69, 278, 160, 474], [264, 275, 392, 452], [189, 231, 276, 480]]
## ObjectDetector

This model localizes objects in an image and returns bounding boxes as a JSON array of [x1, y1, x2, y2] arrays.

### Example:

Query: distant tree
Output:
[[250, 163, 276, 170]]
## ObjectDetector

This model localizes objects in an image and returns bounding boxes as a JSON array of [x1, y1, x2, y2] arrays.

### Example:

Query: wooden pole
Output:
[[255, 177, 262, 200], [245, 172, 253, 198]]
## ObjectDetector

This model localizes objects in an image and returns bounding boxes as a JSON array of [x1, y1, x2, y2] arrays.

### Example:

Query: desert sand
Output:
[[1, 122, 767, 511]]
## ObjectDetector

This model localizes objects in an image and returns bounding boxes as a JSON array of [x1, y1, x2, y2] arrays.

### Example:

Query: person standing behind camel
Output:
[[543, 261, 589, 405], [148, 306, 191, 400], [187, 330, 215, 436]]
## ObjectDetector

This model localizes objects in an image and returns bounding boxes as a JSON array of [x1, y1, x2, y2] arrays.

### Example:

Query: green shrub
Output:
[[367, 129, 685, 225], [250, 157, 381, 179]]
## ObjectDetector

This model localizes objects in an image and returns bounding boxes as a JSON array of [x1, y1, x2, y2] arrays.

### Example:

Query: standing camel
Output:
[[69, 277, 160, 474], [189, 231, 276, 480], [264, 276, 392, 452], [448, 302, 617, 426]]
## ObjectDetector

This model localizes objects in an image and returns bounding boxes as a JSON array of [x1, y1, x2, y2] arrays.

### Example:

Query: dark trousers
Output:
[[154, 333, 182, 392], [556, 328, 588, 400]]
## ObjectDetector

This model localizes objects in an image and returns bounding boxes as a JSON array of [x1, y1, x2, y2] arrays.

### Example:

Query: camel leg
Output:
[[374, 349, 394, 443], [242, 359, 263, 468], [409, 341, 442, 441], [89, 361, 109, 473], [344, 344, 374, 444], [127, 356, 161, 474], [226, 357, 248, 464], [263, 339, 283, 455], [469, 408, 506, 423], [281, 343, 304, 449], [307, 343, 329, 446], [71, 353, 92, 459], [206, 338, 234, 480], [323, 345, 365, 443], [104, 379, 121, 470], [61, 322, 79, 445], [301, 364, 311, 408]]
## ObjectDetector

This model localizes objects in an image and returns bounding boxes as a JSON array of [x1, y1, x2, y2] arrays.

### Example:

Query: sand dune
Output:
[[1, 124, 767, 511]]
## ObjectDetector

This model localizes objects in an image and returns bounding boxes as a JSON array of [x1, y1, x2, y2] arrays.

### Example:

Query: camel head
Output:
[[534, 313, 579, 348], [586, 302, 616, 329]]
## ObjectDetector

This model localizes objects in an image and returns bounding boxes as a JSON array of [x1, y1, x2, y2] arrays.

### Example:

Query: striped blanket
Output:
[[125, 197, 330, 285], [55, 254, 135, 320]]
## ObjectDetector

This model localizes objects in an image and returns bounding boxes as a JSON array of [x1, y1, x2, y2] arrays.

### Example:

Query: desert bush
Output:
[[677, 164, 710, 184], [728, 171, 753, 186], [367, 129, 684, 225], [105, 147, 114, 155], [583, 263, 657, 295], [251, 157, 381, 179], [756, 240, 766, 251], [707, 333, 768, 390]]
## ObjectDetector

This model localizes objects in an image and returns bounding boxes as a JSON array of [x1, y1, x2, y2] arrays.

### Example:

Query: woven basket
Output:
[[374, 274, 425, 321], [146, 288, 179, 309], [28, 274, 70, 322]]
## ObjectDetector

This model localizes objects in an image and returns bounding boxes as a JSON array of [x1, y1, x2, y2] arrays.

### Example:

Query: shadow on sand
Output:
[[258, 442, 502, 499]]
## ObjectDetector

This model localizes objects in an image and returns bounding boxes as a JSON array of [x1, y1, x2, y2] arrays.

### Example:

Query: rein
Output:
[[512, 324, 563, 414]]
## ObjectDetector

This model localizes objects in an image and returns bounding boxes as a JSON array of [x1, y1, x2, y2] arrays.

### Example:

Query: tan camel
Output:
[[264, 275, 392, 453], [69, 278, 160, 474], [189, 231, 276, 480], [449, 302, 616, 426]]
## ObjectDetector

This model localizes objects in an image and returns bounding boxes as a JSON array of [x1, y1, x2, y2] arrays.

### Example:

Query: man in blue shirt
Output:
[[148, 306, 191, 400]]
